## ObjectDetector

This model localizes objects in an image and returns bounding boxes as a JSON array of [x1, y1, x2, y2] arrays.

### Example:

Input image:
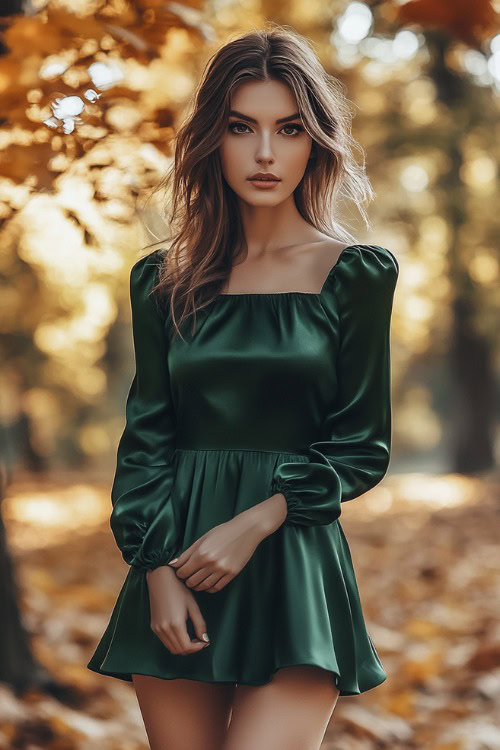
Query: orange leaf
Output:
[[396, 0, 499, 47]]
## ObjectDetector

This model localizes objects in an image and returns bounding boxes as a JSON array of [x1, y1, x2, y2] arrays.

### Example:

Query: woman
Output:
[[87, 25, 399, 750]]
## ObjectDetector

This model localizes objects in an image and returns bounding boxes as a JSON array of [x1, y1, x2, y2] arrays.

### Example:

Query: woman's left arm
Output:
[[253, 244, 399, 531]]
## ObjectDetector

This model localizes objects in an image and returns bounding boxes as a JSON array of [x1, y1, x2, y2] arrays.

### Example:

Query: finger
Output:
[[187, 600, 210, 645], [172, 537, 203, 568], [207, 574, 233, 593], [151, 622, 178, 654], [162, 634, 179, 654], [197, 572, 225, 591], [168, 549, 190, 568], [185, 567, 213, 588], [169, 617, 208, 655], [186, 641, 211, 655], [164, 630, 182, 654], [183, 637, 209, 654], [175, 560, 198, 580], [168, 619, 191, 653], [175, 620, 208, 654]]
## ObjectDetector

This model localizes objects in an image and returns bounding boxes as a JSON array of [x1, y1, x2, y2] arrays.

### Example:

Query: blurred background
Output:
[[0, 0, 499, 748]]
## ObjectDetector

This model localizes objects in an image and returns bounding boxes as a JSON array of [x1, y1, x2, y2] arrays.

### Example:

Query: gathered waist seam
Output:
[[174, 446, 308, 457]]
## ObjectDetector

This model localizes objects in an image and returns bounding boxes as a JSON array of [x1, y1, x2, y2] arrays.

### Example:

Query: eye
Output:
[[228, 121, 251, 134], [281, 124, 304, 136], [228, 122, 304, 137]]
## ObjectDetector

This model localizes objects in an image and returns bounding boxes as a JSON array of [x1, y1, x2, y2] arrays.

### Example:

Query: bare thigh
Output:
[[132, 674, 236, 750], [222, 665, 340, 750]]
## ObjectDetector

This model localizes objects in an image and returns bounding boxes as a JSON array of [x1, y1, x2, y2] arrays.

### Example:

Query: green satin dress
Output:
[[87, 243, 399, 695]]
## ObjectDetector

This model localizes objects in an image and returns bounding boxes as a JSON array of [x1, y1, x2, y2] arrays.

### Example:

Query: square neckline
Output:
[[216, 243, 361, 298]]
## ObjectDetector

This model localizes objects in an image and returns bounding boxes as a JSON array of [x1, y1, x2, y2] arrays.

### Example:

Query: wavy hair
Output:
[[143, 23, 375, 342]]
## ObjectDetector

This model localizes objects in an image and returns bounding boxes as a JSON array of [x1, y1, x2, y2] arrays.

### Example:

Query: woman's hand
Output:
[[146, 565, 211, 655], [168, 509, 269, 593]]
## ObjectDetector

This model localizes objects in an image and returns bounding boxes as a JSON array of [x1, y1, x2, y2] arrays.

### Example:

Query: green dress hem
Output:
[[87, 654, 387, 696]]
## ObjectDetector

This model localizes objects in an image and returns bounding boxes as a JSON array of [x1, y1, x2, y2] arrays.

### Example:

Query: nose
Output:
[[255, 131, 275, 164]]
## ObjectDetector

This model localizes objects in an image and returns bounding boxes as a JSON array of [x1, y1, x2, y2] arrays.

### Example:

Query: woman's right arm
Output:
[[110, 251, 210, 654], [109, 251, 181, 572]]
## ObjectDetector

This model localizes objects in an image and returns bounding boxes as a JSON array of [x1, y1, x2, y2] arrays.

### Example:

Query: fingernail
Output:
[[202, 633, 210, 642], [168, 558, 178, 565]]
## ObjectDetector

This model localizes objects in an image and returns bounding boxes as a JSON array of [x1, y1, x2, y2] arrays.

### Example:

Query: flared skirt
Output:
[[87, 448, 387, 696]]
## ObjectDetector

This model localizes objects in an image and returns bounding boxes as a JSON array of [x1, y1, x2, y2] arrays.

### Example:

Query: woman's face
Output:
[[219, 79, 313, 205]]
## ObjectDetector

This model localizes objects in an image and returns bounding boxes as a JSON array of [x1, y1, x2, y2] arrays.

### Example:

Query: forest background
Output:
[[0, 0, 499, 748]]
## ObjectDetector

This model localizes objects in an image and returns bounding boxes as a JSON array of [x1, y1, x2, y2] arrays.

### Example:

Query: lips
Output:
[[247, 173, 281, 181]]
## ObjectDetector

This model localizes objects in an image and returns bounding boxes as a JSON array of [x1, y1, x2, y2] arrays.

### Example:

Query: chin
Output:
[[242, 194, 283, 206]]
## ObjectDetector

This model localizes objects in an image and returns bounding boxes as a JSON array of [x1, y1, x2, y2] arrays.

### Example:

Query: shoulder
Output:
[[325, 244, 399, 299], [319, 244, 399, 324], [129, 249, 169, 319], [130, 248, 166, 287], [336, 243, 398, 279], [130, 248, 170, 301]]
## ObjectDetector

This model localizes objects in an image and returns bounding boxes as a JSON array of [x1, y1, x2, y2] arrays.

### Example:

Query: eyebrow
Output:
[[228, 110, 302, 124]]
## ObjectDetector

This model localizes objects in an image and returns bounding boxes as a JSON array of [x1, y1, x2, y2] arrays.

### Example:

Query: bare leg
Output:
[[223, 665, 340, 750], [132, 674, 236, 750]]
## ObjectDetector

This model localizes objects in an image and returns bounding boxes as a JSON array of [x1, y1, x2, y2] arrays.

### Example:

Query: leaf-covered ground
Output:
[[1, 471, 499, 749]]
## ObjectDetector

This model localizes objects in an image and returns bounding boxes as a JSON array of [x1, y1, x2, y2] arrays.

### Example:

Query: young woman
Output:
[[87, 25, 399, 750]]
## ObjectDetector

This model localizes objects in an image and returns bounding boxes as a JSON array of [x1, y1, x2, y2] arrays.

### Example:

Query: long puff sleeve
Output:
[[109, 251, 181, 572], [269, 245, 399, 526]]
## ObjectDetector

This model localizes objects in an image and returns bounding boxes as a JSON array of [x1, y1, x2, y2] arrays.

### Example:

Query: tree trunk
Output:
[[426, 29, 496, 473]]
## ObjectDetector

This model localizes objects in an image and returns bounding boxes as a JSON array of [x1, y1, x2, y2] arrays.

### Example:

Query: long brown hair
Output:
[[143, 23, 375, 343]]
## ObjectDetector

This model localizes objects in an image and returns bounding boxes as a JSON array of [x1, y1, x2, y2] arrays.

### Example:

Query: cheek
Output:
[[292, 138, 313, 164], [219, 137, 241, 180], [276, 136, 313, 167], [281, 143, 313, 181]]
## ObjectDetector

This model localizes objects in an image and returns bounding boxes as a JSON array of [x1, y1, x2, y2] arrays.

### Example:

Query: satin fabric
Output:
[[87, 243, 398, 695]]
